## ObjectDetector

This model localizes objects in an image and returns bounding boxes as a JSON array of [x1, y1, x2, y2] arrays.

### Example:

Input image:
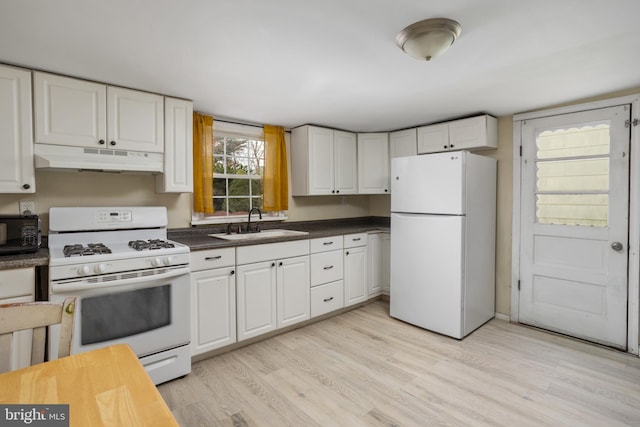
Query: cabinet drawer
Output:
[[344, 233, 368, 248], [310, 236, 343, 253], [310, 250, 343, 287], [0, 268, 34, 300], [190, 248, 235, 272], [311, 280, 344, 317]]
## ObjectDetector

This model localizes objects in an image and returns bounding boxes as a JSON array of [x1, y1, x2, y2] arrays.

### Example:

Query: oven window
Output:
[[81, 285, 171, 345]]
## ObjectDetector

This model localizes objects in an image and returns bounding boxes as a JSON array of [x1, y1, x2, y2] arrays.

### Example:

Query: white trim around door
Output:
[[512, 93, 640, 355]]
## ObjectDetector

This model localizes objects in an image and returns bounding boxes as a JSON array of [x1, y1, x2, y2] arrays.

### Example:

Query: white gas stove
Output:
[[47, 206, 191, 385]]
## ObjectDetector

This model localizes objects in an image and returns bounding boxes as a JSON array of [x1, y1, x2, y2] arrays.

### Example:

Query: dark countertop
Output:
[[0, 217, 390, 269], [168, 216, 390, 251], [0, 248, 49, 271]]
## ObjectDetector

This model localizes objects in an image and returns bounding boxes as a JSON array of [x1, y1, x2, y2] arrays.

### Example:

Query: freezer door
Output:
[[390, 152, 464, 215], [390, 212, 464, 338]]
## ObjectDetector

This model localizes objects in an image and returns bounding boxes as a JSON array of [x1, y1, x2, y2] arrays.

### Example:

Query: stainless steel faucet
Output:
[[247, 208, 262, 233]]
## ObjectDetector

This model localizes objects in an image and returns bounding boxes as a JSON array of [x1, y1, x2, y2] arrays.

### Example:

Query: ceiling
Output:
[[2, 0, 640, 132]]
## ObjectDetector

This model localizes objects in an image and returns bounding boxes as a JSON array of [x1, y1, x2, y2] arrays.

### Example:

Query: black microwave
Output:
[[0, 214, 41, 255]]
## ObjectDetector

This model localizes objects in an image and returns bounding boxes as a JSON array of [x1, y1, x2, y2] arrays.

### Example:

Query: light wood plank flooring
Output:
[[158, 300, 640, 426]]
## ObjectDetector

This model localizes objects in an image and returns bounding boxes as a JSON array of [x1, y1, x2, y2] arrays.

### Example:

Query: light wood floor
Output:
[[158, 300, 640, 426]]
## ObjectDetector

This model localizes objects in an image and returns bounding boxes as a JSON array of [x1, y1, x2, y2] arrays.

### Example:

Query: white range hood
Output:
[[34, 143, 164, 173]]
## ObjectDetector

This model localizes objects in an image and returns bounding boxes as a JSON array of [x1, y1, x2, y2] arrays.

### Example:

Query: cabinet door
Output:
[[390, 129, 417, 158], [0, 268, 35, 370], [449, 115, 497, 150], [107, 86, 164, 153], [308, 126, 335, 195], [368, 233, 383, 297], [191, 267, 236, 355], [382, 233, 391, 295], [357, 133, 389, 194], [236, 261, 277, 341], [33, 72, 107, 148], [417, 122, 449, 154], [276, 256, 310, 328], [0, 65, 34, 193], [344, 245, 368, 306], [156, 98, 193, 193], [334, 130, 358, 194]]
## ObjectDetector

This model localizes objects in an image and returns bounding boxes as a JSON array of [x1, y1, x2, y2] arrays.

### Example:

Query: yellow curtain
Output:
[[263, 125, 288, 211], [193, 113, 214, 214]]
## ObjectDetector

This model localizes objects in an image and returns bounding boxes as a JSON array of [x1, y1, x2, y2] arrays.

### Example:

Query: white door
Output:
[[357, 133, 390, 194], [308, 126, 334, 195], [390, 128, 417, 158], [334, 130, 358, 194], [344, 245, 368, 306], [519, 105, 630, 349]]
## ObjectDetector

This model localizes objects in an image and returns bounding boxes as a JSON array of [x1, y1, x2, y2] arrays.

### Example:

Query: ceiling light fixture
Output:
[[396, 18, 462, 61]]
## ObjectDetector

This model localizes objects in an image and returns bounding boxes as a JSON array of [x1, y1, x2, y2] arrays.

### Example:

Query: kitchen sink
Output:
[[208, 228, 309, 241]]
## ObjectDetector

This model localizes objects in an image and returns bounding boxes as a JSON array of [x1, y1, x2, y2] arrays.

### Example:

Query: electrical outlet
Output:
[[19, 201, 35, 215]]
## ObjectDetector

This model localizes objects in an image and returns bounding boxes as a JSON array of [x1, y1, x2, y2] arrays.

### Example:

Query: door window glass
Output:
[[535, 123, 610, 226]]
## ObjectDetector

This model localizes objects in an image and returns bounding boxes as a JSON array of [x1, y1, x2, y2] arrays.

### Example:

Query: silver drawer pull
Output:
[[352, 238, 361, 241], [323, 241, 334, 245], [205, 255, 223, 260], [323, 296, 334, 302], [323, 265, 334, 270]]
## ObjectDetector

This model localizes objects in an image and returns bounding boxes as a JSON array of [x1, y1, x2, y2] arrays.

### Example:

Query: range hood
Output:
[[34, 144, 164, 173]]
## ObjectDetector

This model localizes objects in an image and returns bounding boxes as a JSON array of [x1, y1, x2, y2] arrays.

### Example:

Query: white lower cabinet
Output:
[[237, 260, 277, 341], [311, 280, 344, 317], [368, 232, 391, 297], [190, 248, 236, 356], [0, 268, 35, 370], [276, 256, 310, 328], [310, 236, 345, 318], [344, 233, 368, 307], [236, 240, 310, 341]]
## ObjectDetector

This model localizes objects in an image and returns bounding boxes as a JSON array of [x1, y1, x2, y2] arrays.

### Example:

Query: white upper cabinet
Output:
[[291, 125, 357, 195], [390, 128, 417, 158], [0, 65, 35, 193], [34, 72, 164, 153], [357, 133, 390, 194], [107, 86, 164, 152], [34, 72, 106, 149], [417, 115, 497, 154], [156, 97, 193, 193]]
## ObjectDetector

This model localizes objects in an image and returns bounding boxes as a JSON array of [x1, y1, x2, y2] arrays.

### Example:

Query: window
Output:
[[213, 132, 264, 216], [535, 123, 610, 226]]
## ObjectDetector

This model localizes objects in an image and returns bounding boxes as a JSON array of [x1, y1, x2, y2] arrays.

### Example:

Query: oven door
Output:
[[49, 267, 190, 359]]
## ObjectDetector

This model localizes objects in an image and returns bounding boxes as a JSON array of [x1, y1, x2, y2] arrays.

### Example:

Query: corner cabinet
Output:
[[369, 232, 390, 297], [290, 125, 357, 195], [33, 72, 164, 153], [417, 115, 498, 154], [357, 133, 390, 194], [190, 248, 237, 356], [0, 65, 35, 193], [156, 98, 193, 193]]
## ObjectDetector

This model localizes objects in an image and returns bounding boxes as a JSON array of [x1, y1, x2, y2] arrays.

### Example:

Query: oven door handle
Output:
[[51, 266, 191, 293]]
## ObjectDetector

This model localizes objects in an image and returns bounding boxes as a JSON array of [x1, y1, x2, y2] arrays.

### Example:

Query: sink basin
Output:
[[209, 228, 309, 241]]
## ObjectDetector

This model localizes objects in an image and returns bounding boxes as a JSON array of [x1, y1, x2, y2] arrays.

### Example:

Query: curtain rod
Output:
[[214, 118, 291, 132]]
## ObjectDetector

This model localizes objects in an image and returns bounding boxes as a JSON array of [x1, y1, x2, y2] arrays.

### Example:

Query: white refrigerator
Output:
[[389, 151, 497, 339]]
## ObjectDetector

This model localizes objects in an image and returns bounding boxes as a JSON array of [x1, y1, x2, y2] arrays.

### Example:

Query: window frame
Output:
[[191, 120, 287, 225]]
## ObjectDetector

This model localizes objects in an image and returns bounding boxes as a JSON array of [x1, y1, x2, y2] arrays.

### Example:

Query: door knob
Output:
[[611, 241, 624, 252]]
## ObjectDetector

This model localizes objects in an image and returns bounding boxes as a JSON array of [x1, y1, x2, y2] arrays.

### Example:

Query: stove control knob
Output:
[[152, 257, 163, 267], [94, 263, 107, 274], [164, 256, 173, 266], [77, 265, 90, 276]]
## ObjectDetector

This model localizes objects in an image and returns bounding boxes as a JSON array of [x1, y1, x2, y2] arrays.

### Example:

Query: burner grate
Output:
[[128, 239, 176, 251], [63, 243, 112, 257]]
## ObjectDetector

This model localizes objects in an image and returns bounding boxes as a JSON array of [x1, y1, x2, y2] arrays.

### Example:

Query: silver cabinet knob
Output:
[[611, 242, 624, 252]]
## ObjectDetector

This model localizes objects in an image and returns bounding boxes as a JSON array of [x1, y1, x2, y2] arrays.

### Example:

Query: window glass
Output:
[[534, 123, 610, 227]]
